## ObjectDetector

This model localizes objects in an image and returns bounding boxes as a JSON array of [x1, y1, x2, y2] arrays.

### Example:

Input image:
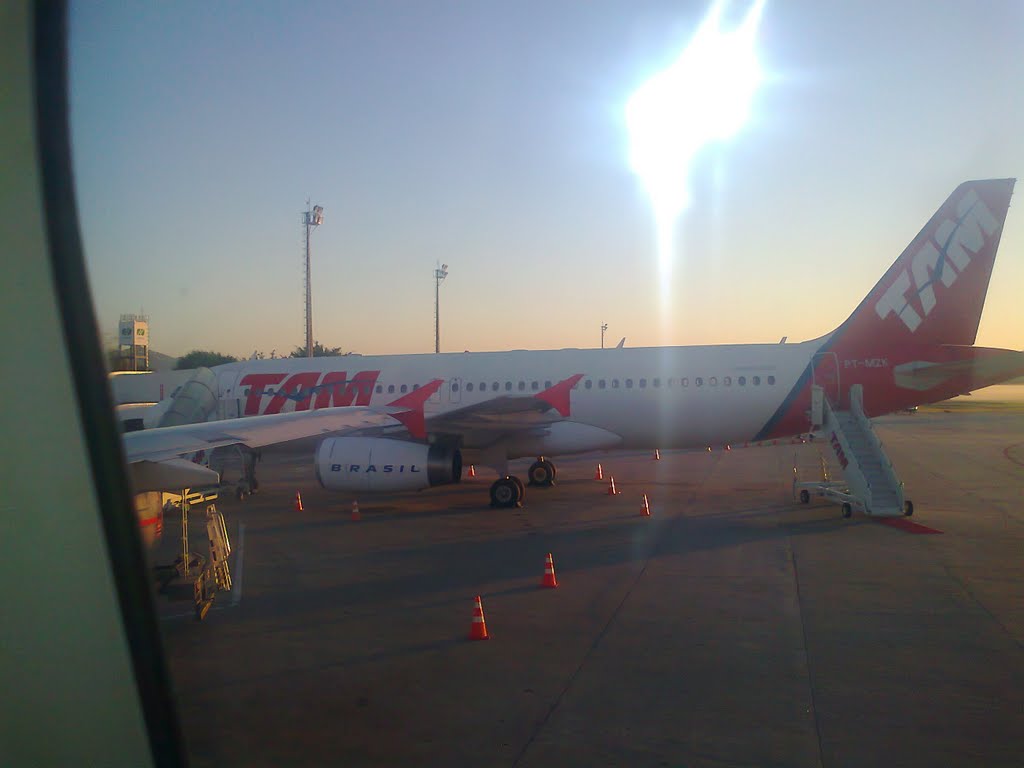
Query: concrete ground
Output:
[[155, 404, 1024, 767]]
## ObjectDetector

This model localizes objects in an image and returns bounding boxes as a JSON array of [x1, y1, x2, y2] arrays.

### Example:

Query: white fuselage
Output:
[[211, 341, 819, 455]]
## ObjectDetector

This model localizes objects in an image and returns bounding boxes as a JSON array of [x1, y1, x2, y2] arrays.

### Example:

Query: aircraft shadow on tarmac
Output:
[[237, 500, 861, 624]]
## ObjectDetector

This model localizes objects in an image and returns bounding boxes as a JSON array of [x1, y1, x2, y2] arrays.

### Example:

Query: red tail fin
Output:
[[832, 179, 1014, 348]]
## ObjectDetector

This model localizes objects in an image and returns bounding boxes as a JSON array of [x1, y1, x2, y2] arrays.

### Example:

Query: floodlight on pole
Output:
[[601, 323, 608, 349], [303, 202, 323, 358], [434, 263, 448, 354]]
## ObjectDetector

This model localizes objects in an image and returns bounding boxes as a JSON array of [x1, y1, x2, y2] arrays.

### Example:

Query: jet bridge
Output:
[[794, 384, 913, 519]]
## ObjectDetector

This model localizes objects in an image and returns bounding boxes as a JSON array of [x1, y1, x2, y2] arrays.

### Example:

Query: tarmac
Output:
[[155, 398, 1024, 767]]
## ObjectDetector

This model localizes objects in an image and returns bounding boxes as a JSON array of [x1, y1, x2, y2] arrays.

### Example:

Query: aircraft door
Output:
[[449, 377, 462, 404], [811, 352, 840, 408]]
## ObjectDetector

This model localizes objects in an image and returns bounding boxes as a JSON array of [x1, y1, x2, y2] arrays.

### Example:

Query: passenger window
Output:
[[612, 379, 619, 388], [585, 380, 593, 389], [653, 378, 661, 387], [544, 380, 552, 389], [466, 383, 474, 392], [452, 382, 459, 392], [724, 376, 731, 386], [625, 379, 633, 389], [375, 385, 383, 394], [492, 382, 499, 392], [639, 378, 646, 388], [598, 380, 606, 389], [767, 375, 776, 385], [753, 376, 761, 385], [738, 376, 745, 386], [710, 376, 718, 386], [413, 383, 419, 390], [531, 381, 539, 391], [518, 381, 526, 391], [400, 384, 408, 393], [696, 377, 703, 387], [388, 384, 395, 394], [505, 382, 512, 391], [682, 377, 689, 387]]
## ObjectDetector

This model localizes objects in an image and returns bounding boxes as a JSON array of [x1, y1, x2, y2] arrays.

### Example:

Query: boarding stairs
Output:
[[795, 384, 911, 518]]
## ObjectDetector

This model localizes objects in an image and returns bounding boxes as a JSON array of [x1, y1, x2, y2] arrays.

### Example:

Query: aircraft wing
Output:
[[124, 380, 445, 490], [122, 406, 395, 463], [423, 374, 585, 436]]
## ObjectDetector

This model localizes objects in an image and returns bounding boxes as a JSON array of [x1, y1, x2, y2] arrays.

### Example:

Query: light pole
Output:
[[434, 263, 448, 353], [601, 323, 608, 349], [303, 203, 324, 358]]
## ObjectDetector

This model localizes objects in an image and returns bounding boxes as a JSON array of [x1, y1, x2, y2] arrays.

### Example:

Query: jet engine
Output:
[[315, 437, 462, 493]]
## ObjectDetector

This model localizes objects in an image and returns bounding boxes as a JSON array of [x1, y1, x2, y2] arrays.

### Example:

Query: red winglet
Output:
[[535, 374, 584, 417], [387, 379, 443, 439]]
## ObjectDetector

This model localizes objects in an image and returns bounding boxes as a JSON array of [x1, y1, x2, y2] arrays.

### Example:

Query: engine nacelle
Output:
[[315, 437, 462, 493]]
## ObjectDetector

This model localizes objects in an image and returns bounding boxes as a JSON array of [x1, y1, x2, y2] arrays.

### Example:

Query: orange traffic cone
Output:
[[594, 463, 604, 481], [653, 449, 661, 461], [351, 500, 361, 521], [541, 553, 558, 588], [468, 464, 476, 478], [469, 595, 489, 641], [640, 493, 651, 517], [294, 491, 303, 512], [606, 476, 620, 495]]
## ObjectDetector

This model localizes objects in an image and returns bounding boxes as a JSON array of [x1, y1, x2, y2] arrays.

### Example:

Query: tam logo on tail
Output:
[[875, 189, 999, 333]]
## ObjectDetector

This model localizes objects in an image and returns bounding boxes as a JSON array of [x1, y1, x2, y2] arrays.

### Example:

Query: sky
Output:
[[69, 1, 1024, 359]]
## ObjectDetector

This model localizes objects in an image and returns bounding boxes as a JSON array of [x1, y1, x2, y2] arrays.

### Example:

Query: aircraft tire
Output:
[[904, 500, 914, 517], [799, 489, 810, 504], [841, 502, 852, 519], [527, 459, 555, 487], [490, 477, 522, 509]]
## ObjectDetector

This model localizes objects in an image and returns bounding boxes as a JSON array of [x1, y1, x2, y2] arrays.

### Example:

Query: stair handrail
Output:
[[848, 385, 904, 511], [821, 395, 873, 511]]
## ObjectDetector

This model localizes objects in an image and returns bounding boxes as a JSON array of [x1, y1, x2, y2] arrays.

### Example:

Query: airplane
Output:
[[132, 179, 1024, 512]]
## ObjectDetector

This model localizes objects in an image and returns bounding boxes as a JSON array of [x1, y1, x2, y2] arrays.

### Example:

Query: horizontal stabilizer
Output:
[[893, 349, 1024, 391]]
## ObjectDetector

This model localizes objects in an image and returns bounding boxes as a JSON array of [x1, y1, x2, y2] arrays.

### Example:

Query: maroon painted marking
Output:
[[877, 518, 943, 534]]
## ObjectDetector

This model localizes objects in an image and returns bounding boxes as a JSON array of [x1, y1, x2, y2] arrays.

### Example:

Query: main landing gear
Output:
[[488, 456, 558, 509], [489, 475, 525, 508], [527, 456, 557, 488]]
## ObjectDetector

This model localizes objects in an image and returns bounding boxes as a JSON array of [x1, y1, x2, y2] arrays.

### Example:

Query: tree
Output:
[[175, 350, 239, 369], [289, 341, 346, 358]]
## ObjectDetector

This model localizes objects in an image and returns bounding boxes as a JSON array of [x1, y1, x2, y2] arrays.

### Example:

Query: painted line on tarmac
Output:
[[232, 522, 245, 606], [1003, 442, 1024, 467]]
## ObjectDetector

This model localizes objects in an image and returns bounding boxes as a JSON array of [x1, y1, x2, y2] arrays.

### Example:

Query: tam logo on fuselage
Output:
[[874, 189, 998, 332], [238, 370, 380, 415]]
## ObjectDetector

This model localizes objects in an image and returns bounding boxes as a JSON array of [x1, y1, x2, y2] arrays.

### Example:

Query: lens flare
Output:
[[626, 0, 765, 287]]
